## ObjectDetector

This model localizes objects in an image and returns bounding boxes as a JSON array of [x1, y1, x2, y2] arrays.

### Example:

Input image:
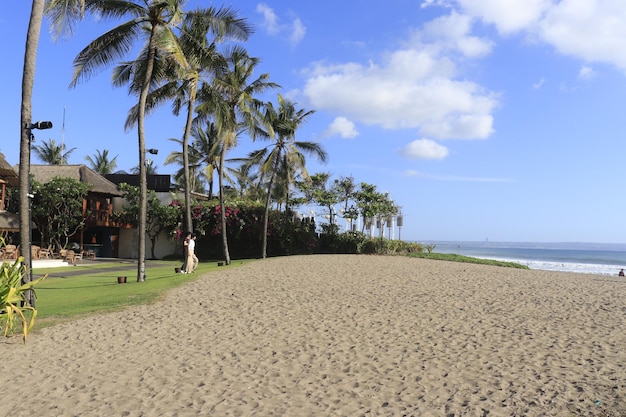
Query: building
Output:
[[29, 164, 124, 257], [0, 153, 20, 233]]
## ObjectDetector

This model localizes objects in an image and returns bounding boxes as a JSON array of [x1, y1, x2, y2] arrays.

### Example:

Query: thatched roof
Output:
[[0, 210, 20, 232], [28, 165, 124, 196], [0, 153, 19, 187]]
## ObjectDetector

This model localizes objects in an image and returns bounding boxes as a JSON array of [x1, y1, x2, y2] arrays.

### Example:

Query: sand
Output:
[[2, 254, 626, 417]]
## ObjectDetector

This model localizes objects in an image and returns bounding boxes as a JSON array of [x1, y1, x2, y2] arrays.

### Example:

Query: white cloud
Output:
[[419, 12, 493, 58], [256, 4, 279, 35], [399, 139, 449, 160], [443, 0, 626, 73], [455, 0, 551, 34], [538, 0, 626, 71], [290, 18, 306, 45], [256, 3, 306, 46], [532, 77, 545, 90], [578, 65, 596, 80], [324, 117, 359, 139], [303, 47, 497, 140]]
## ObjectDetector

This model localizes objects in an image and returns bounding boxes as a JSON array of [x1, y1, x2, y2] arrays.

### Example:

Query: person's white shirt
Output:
[[188, 238, 195, 252]]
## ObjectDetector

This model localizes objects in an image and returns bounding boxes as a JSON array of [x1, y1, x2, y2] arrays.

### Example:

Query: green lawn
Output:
[[31, 259, 252, 329]]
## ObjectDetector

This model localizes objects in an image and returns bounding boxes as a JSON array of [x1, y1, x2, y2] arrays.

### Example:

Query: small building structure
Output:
[[0, 152, 20, 234], [29, 164, 124, 257]]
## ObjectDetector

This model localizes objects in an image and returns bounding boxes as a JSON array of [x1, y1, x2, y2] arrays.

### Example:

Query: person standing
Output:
[[185, 233, 199, 274]]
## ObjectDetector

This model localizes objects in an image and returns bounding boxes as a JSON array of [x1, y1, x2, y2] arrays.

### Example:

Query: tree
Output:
[[69, 0, 196, 282], [32, 138, 76, 165], [30, 177, 91, 250], [123, 8, 251, 234], [20, 0, 48, 305], [196, 48, 278, 264], [115, 183, 178, 259], [298, 173, 340, 225], [131, 159, 159, 175], [249, 94, 327, 259], [85, 149, 118, 175], [353, 183, 398, 236]]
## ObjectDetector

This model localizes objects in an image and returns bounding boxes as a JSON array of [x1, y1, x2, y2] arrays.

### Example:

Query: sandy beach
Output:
[[3, 254, 626, 416]]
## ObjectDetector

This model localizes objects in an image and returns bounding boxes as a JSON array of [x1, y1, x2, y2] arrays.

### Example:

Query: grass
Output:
[[407, 252, 529, 269], [31, 259, 252, 330]]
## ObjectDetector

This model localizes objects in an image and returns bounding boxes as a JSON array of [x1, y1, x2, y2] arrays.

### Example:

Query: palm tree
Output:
[[164, 137, 207, 193], [189, 121, 222, 199], [121, 8, 251, 234], [17, 0, 89, 303], [196, 48, 279, 265], [132, 159, 158, 175], [85, 149, 118, 175], [19, 0, 48, 304], [249, 94, 327, 259], [32, 138, 76, 164], [69, 0, 197, 282]]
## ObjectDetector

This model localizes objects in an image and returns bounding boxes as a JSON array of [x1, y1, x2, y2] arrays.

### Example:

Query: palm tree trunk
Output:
[[261, 161, 279, 259], [218, 137, 231, 265], [19, 0, 46, 306], [136, 25, 159, 282], [182, 86, 196, 233]]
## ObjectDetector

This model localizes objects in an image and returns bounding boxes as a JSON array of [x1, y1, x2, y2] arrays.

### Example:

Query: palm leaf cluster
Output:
[[30, 0, 327, 270]]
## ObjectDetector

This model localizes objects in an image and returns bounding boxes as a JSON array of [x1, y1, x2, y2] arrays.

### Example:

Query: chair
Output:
[[73, 251, 83, 263], [84, 250, 96, 260], [31, 245, 40, 260], [60, 249, 74, 264], [1, 245, 18, 261], [39, 247, 51, 259]]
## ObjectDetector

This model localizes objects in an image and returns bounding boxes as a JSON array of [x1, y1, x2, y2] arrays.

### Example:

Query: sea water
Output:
[[425, 241, 626, 276]]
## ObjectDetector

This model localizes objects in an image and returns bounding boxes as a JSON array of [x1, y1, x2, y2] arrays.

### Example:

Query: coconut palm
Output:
[[196, 48, 278, 265], [119, 8, 250, 234], [18, 0, 88, 302], [164, 137, 207, 193], [69, 0, 205, 282], [85, 149, 118, 174], [248, 94, 327, 259], [132, 159, 158, 175], [19, 0, 47, 303], [32, 138, 76, 165]]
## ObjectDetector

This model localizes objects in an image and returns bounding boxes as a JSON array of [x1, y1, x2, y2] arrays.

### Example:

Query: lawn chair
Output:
[[1, 245, 18, 261]]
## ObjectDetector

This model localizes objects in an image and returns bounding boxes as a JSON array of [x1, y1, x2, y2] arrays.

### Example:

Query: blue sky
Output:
[[3, 0, 626, 244]]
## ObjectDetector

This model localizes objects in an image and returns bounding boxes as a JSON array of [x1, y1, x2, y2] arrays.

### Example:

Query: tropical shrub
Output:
[[0, 258, 46, 343]]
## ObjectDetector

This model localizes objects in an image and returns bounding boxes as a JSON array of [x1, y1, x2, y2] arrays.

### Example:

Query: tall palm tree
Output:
[[32, 138, 76, 164], [196, 48, 278, 265], [249, 94, 327, 259], [189, 121, 222, 199], [121, 8, 250, 234], [164, 137, 206, 193], [17, 0, 89, 303], [85, 149, 118, 175], [19, 0, 48, 303], [69, 0, 196, 282]]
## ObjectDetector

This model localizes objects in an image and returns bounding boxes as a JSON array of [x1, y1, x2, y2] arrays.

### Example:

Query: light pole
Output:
[[23, 120, 52, 307]]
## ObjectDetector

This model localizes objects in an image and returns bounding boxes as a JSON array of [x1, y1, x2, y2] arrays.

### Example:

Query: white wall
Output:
[[118, 227, 178, 260]]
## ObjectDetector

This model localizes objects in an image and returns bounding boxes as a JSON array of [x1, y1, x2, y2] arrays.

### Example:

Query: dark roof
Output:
[[105, 173, 174, 192], [29, 165, 124, 196], [0, 153, 19, 187]]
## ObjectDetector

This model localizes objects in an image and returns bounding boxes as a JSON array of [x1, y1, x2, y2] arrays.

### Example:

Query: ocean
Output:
[[425, 241, 626, 276]]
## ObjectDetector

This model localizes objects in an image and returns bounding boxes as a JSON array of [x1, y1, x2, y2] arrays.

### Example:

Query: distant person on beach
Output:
[[180, 231, 191, 273], [185, 233, 199, 274], [619, 269, 624, 277]]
